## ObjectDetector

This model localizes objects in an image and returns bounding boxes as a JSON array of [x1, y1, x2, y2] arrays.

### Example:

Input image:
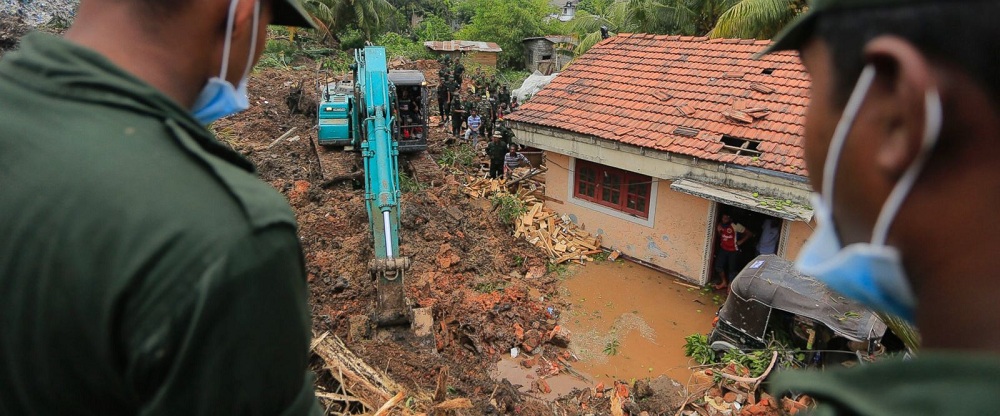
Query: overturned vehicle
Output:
[[709, 255, 903, 366]]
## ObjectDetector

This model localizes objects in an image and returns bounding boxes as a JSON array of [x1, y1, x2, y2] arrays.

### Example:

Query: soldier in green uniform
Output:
[[437, 75, 451, 125], [453, 58, 465, 87], [476, 95, 493, 140], [498, 85, 511, 112], [498, 120, 516, 146], [485, 135, 508, 179], [755, 0, 1000, 413], [450, 93, 465, 138], [0, 0, 321, 414]]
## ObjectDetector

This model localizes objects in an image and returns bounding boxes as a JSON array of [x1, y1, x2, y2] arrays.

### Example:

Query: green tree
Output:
[[568, 0, 804, 57], [455, 0, 558, 68], [305, 0, 397, 41], [708, 0, 806, 39], [414, 15, 454, 42]]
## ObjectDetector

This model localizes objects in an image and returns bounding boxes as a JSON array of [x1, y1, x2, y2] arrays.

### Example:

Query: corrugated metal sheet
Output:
[[423, 40, 502, 53]]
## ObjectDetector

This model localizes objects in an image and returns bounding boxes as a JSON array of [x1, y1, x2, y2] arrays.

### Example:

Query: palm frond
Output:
[[709, 0, 797, 39], [574, 31, 605, 57]]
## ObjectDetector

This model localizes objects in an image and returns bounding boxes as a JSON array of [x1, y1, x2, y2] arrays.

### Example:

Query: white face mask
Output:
[[795, 65, 943, 323], [191, 0, 260, 125]]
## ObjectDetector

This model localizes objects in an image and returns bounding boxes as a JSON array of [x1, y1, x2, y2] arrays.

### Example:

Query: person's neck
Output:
[[64, 5, 210, 108]]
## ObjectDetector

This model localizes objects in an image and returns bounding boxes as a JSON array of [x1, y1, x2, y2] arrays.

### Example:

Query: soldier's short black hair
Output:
[[814, 3, 1000, 107]]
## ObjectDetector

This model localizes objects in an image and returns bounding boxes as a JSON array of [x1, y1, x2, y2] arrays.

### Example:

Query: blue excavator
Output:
[[316, 46, 424, 325]]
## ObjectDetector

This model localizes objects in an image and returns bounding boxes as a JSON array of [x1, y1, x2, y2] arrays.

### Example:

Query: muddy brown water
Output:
[[559, 260, 717, 385], [491, 260, 719, 396]]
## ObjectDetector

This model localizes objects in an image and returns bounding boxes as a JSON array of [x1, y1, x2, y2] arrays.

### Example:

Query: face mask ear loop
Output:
[[219, 0, 241, 79], [821, 65, 878, 210], [871, 88, 943, 246], [242, 0, 261, 82]]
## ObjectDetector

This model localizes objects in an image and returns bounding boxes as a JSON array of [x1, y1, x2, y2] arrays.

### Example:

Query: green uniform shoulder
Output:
[[769, 353, 1000, 415]]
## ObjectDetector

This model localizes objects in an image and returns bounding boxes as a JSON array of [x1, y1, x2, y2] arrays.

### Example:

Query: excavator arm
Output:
[[355, 47, 411, 325]]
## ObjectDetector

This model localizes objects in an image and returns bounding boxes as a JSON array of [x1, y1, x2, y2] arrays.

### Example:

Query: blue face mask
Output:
[[192, 0, 260, 124], [795, 65, 943, 323]]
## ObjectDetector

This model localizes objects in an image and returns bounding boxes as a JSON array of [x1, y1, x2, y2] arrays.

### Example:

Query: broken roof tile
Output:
[[507, 34, 808, 175]]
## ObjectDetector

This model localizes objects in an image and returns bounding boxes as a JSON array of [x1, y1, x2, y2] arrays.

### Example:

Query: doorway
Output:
[[707, 204, 784, 288]]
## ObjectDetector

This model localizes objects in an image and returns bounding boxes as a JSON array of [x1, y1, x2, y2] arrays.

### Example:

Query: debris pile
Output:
[[462, 173, 607, 265], [671, 351, 801, 416]]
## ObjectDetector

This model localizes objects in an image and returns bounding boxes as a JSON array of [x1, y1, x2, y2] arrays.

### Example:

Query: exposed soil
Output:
[[216, 62, 578, 414]]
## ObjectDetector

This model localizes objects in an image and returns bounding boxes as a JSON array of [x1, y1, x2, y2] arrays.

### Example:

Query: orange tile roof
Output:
[[506, 33, 809, 176]]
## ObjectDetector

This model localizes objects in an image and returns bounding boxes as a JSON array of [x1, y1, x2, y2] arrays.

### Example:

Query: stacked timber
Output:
[[513, 202, 603, 265], [463, 171, 603, 265]]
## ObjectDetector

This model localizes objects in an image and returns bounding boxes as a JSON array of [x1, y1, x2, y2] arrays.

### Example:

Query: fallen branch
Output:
[[431, 398, 473, 411], [268, 127, 298, 149], [373, 391, 406, 416], [321, 171, 364, 188]]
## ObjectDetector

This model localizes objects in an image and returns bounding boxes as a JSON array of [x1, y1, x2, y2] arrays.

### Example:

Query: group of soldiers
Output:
[[434, 55, 519, 146]]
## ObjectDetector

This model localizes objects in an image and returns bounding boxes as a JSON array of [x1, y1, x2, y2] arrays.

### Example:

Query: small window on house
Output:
[[542, 54, 553, 60], [720, 135, 763, 157], [762, 68, 777, 75], [574, 160, 651, 218], [576, 165, 597, 199]]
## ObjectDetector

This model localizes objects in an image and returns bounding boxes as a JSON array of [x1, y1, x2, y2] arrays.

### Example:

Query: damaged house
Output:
[[506, 33, 814, 285]]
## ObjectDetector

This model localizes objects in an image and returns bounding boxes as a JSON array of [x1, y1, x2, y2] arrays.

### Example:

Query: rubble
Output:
[[462, 174, 607, 265]]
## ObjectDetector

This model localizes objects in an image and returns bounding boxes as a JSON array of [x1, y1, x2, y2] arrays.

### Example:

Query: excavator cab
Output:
[[386, 70, 429, 154]]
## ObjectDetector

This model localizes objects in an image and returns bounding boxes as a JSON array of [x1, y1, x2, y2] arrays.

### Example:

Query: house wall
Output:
[[467, 52, 498, 67], [518, 124, 816, 284], [429, 51, 498, 67], [524, 40, 555, 72], [783, 219, 814, 260], [545, 153, 714, 282]]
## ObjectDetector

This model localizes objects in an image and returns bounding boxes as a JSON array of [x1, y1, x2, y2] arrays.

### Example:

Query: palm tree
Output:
[[568, 0, 807, 56], [305, 0, 397, 40], [709, 0, 807, 39]]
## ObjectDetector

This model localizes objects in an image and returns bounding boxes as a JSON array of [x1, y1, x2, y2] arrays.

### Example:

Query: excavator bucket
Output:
[[370, 257, 411, 326]]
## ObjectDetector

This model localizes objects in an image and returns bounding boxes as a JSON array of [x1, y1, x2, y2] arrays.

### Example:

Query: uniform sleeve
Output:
[[128, 226, 321, 416]]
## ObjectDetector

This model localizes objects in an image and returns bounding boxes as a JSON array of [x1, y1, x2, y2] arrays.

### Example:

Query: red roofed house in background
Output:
[[506, 33, 815, 285], [424, 40, 503, 67]]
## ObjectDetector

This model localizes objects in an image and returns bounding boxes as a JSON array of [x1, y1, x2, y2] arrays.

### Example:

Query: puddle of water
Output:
[[558, 260, 718, 385], [492, 357, 591, 401]]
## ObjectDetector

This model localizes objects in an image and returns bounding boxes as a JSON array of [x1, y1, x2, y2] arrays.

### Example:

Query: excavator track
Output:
[[403, 150, 443, 186], [311, 133, 363, 186]]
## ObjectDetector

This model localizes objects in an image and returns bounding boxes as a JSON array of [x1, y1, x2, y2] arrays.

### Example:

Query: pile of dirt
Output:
[[215, 66, 575, 413]]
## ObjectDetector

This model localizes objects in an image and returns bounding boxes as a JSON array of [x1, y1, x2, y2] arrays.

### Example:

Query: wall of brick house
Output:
[[523, 40, 554, 72], [544, 153, 713, 283]]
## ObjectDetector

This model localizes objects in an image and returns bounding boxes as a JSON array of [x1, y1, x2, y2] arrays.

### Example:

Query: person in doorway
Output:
[[713, 213, 753, 290], [0, 0, 321, 414], [756, 217, 780, 256], [464, 108, 482, 147], [503, 144, 532, 179], [486, 135, 508, 179], [757, 0, 1000, 412]]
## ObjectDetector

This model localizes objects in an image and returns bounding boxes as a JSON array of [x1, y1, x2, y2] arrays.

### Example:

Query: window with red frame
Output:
[[574, 160, 651, 218]]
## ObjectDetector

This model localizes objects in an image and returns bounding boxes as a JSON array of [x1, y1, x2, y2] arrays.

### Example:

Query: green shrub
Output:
[[683, 333, 715, 365], [437, 144, 477, 168], [491, 193, 527, 225]]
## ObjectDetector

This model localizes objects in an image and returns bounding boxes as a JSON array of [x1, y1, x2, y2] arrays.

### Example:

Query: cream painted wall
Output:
[[782, 220, 814, 261], [544, 153, 815, 284], [545, 153, 712, 283]]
